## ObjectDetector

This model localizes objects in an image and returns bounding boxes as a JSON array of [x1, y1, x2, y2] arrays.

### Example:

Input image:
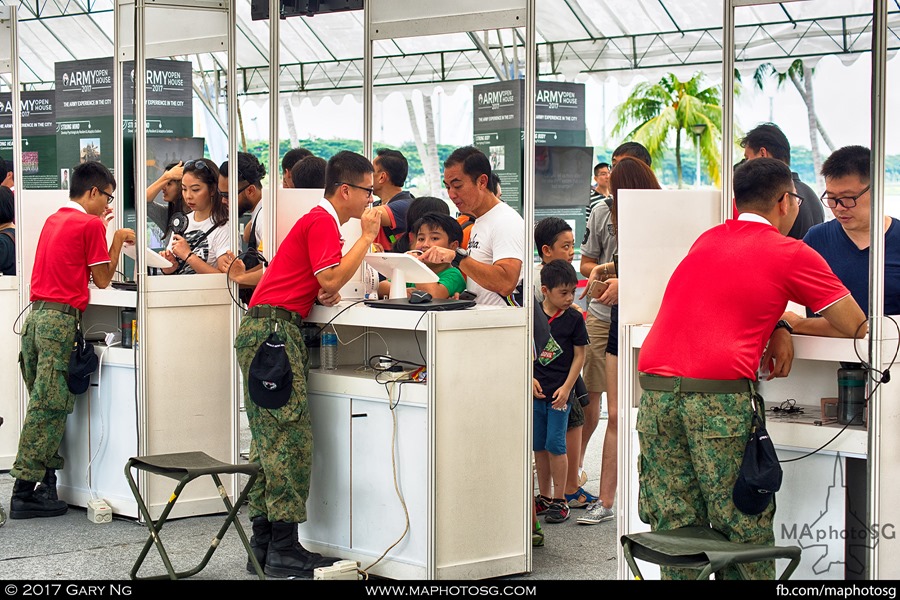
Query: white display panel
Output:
[[617, 189, 720, 326]]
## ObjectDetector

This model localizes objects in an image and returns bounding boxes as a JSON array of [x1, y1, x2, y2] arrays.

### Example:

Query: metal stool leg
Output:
[[125, 456, 265, 581]]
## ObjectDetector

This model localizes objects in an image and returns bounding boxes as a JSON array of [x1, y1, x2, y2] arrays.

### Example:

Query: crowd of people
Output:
[[4, 121, 889, 579]]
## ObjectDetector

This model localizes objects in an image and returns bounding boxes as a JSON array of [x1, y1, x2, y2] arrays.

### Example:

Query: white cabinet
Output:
[[299, 304, 530, 580]]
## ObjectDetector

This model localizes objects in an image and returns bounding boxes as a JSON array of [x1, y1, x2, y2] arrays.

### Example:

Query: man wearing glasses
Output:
[[9, 161, 134, 520], [637, 158, 865, 579], [218, 153, 267, 303], [801, 145, 900, 316], [235, 150, 381, 578]]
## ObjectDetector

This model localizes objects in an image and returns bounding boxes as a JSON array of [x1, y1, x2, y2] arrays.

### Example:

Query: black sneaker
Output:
[[544, 500, 570, 524], [534, 495, 552, 516]]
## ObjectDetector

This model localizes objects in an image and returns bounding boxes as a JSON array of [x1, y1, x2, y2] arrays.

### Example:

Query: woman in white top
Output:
[[160, 158, 230, 275]]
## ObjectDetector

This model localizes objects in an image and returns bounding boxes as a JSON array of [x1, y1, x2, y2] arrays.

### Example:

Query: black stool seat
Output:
[[125, 451, 263, 580], [621, 526, 801, 580]]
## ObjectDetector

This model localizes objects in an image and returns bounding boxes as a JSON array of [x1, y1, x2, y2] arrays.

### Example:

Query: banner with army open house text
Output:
[[0, 91, 58, 189], [473, 80, 589, 246], [55, 57, 194, 202]]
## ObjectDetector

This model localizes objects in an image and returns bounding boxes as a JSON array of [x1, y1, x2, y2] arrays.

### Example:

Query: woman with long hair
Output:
[[578, 156, 661, 525], [160, 158, 230, 275]]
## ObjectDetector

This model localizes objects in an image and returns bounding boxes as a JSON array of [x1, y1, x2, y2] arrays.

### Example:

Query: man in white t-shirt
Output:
[[420, 146, 524, 306]]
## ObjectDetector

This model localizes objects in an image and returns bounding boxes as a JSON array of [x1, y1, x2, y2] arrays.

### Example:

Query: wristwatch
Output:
[[774, 319, 793, 334], [451, 247, 470, 269]]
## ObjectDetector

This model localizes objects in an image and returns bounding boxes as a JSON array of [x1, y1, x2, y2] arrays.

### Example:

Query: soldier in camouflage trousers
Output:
[[634, 158, 867, 580], [234, 150, 381, 578], [235, 315, 313, 524], [14, 309, 78, 480], [9, 161, 133, 520], [636, 386, 775, 579]]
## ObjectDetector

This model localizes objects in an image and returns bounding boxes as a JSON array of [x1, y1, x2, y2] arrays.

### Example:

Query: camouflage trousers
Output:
[[636, 386, 775, 580], [12, 308, 77, 483], [235, 313, 313, 523]]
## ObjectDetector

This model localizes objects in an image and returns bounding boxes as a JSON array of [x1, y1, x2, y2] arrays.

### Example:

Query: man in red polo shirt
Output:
[[235, 150, 380, 578], [10, 161, 134, 520], [636, 158, 866, 579]]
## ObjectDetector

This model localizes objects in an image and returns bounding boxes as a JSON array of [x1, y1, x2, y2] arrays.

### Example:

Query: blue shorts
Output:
[[533, 398, 570, 455]]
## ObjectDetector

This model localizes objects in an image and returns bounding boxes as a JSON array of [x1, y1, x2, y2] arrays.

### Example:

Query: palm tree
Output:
[[752, 59, 835, 191], [612, 72, 722, 188]]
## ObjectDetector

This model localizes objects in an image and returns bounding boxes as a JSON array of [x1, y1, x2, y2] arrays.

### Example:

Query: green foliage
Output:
[[611, 72, 722, 187]]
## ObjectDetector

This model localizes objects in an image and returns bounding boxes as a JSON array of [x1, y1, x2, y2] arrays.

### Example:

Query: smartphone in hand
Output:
[[587, 279, 609, 299]]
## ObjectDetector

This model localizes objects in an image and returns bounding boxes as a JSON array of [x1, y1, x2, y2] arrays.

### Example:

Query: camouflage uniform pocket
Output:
[[234, 320, 267, 351], [701, 414, 747, 440], [35, 316, 74, 373], [635, 400, 659, 525]]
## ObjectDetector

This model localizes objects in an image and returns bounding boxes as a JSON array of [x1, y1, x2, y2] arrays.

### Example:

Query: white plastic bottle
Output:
[[320, 325, 338, 370]]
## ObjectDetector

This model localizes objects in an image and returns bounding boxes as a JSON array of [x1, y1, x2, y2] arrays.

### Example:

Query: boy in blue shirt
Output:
[[533, 259, 589, 524]]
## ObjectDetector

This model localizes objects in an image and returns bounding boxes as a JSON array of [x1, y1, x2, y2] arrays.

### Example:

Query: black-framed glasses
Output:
[[821, 184, 870, 209], [95, 188, 114, 204], [785, 191, 803, 206], [183, 159, 210, 172], [221, 183, 249, 200], [337, 181, 374, 198]]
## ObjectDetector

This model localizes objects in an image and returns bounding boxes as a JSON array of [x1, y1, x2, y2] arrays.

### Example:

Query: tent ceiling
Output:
[[3, 0, 899, 96]]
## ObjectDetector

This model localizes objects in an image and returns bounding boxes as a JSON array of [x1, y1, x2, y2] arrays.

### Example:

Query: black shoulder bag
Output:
[[171, 222, 223, 275]]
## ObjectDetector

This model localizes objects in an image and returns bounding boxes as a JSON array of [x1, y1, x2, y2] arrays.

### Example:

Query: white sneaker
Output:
[[577, 501, 614, 525]]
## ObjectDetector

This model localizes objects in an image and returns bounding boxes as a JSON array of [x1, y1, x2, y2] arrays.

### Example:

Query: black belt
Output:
[[639, 373, 752, 395], [33, 301, 81, 320], [247, 304, 303, 328]]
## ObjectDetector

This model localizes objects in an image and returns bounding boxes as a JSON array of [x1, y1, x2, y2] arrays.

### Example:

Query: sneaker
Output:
[[544, 500, 570, 524], [534, 495, 552, 515], [577, 501, 614, 525], [578, 469, 588, 487], [532, 522, 544, 547], [564, 487, 599, 508]]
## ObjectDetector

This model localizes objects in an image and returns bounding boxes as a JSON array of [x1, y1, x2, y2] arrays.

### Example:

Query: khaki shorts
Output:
[[583, 312, 610, 393]]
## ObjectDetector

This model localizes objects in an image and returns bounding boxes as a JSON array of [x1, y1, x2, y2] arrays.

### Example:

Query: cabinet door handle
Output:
[[351, 413, 368, 418]]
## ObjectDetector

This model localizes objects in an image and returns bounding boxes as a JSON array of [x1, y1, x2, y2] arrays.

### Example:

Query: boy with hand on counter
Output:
[[377, 212, 466, 299]]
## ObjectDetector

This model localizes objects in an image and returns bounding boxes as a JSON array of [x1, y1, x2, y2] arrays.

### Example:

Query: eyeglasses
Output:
[[821, 184, 869, 209], [221, 183, 249, 200], [183, 159, 210, 172], [96, 188, 114, 204], [337, 181, 374, 198], [784, 191, 803, 206]]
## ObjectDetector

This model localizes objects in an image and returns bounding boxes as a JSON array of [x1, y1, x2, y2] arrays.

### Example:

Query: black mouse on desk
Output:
[[409, 290, 432, 304]]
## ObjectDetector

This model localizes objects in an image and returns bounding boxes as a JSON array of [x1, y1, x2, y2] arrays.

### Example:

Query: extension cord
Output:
[[314, 560, 360, 580], [87, 499, 112, 524]]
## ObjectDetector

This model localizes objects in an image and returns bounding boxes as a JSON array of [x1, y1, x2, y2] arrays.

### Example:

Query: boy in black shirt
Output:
[[533, 260, 588, 524]]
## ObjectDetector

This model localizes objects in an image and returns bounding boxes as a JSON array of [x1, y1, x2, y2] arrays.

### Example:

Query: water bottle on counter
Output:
[[320, 325, 338, 371]]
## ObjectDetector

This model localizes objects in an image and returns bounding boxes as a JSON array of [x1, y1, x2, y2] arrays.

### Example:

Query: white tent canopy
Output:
[[5, 0, 897, 99]]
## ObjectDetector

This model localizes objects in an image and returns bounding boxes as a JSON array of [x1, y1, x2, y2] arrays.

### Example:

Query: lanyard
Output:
[[547, 309, 564, 324]]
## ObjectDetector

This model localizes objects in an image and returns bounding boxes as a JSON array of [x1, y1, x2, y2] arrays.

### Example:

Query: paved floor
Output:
[[0, 419, 617, 581]]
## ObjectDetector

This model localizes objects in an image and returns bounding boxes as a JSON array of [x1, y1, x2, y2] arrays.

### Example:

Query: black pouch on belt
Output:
[[68, 329, 99, 395]]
